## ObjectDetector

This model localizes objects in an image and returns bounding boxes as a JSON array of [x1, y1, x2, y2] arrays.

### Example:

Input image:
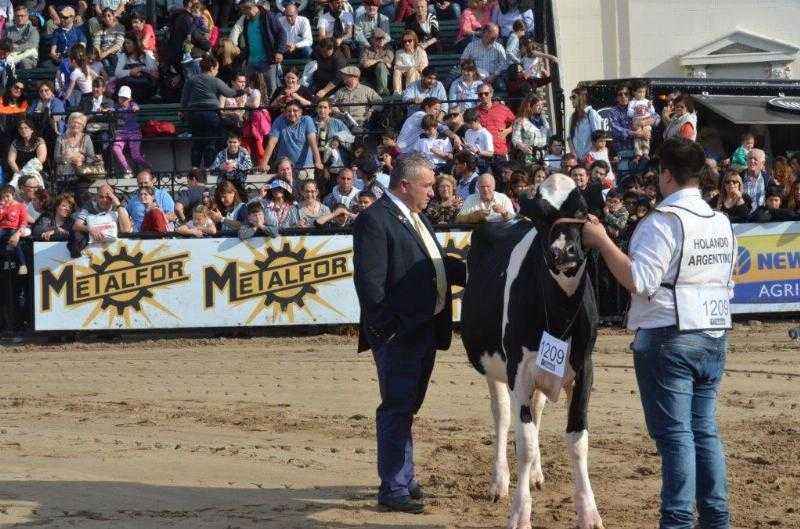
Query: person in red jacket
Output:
[[0, 185, 29, 275], [138, 187, 169, 234]]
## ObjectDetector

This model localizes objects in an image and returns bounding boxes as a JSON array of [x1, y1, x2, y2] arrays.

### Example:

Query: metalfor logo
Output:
[[40, 243, 191, 326], [203, 239, 352, 323]]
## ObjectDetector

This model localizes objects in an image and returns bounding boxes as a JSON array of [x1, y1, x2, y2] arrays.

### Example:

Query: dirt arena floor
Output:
[[0, 322, 798, 529]]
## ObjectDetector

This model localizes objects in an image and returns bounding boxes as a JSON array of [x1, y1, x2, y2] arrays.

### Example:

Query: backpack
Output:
[[142, 120, 177, 137]]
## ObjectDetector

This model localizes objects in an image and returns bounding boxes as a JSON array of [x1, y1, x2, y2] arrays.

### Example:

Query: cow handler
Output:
[[582, 137, 735, 529], [352, 153, 466, 513]]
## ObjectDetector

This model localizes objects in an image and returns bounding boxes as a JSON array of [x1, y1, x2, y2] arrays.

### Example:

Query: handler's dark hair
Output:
[[200, 56, 218, 72], [658, 137, 706, 185]]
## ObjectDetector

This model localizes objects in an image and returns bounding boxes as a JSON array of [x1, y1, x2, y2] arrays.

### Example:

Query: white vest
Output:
[[656, 204, 735, 331]]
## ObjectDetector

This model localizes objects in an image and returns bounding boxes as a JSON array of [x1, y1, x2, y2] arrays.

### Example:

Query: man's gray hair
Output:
[[389, 153, 434, 189]]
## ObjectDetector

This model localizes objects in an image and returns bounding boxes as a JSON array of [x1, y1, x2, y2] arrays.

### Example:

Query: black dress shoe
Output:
[[409, 484, 424, 500], [378, 495, 425, 514]]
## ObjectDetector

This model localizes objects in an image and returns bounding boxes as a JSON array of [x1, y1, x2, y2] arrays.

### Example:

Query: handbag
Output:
[[76, 154, 107, 178]]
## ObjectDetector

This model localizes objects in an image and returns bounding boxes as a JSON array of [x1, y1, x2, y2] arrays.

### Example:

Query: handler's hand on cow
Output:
[[581, 214, 610, 249]]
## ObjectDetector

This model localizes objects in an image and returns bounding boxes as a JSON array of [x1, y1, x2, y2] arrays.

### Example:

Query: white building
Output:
[[553, 0, 800, 113]]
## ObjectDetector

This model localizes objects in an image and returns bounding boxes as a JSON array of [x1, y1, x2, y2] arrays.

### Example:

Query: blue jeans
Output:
[[371, 323, 436, 502], [0, 228, 25, 268], [632, 326, 730, 529]]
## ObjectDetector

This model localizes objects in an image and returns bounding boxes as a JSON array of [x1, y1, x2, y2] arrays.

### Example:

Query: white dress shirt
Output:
[[627, 187, 735, 336], [279, 15, 313, 49], [458, 191, 514, 222]]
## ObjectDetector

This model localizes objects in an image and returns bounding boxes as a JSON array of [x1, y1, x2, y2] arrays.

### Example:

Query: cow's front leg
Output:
[[566, 429, 605, 529], [530, 389, 547, 490], [487, 377, 511, 501]]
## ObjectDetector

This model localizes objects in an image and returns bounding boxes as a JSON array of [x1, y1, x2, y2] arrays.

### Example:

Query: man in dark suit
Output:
[[353, 153, 466, 514]]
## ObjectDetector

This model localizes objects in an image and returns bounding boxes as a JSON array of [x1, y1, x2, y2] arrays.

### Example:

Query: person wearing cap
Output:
[[277, 2, 312, 59], [111, 85, 147, 178], [229, 0, 287, 94], [402, 66, 447, 116], [359, 27, 393, 96], [354, 0, 390, 50], [49, 6, 87, 64], [328, 65, 383, 128], [257, 178, 299, 228], [354, 155, 389, 199]]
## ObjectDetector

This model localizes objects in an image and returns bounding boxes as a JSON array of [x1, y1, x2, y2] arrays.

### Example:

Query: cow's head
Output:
[[520, 173, 589, 294]]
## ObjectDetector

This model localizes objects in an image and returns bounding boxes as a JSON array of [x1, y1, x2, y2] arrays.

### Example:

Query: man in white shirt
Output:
[[279, 3, 313, 59], [456, 173, 513, 223], [582, 137, 733, 529]]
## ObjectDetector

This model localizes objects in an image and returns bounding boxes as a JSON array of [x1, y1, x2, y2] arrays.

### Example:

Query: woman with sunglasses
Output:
[[393, 30, 428, 95], [0, 82, 28, 116], [707, 170, 751, 223], [567, 86, 602, 160]]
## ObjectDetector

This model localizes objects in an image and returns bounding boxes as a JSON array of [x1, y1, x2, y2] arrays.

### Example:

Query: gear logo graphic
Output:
[[39, 242, 191, 327], [204, 237, 353, 323]]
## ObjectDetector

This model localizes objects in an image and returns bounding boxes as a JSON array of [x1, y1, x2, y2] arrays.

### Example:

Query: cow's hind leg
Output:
[[508, 358, 538, 529], [487, 376, 511, 501], [529, 389, 547, 490]]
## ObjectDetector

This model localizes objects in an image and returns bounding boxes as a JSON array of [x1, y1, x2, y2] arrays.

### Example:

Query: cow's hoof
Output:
[[507, 494, 532, 529], [531, 467, 545, 490], [489, 468, 510, 500], [575, 509, 605, 529]]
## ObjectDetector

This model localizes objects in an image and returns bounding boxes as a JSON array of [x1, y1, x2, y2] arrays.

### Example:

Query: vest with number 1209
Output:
[[655, 204, 736, 331]]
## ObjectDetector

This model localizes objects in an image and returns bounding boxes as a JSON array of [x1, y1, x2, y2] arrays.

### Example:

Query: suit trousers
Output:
[[372, 321, 436, 502]]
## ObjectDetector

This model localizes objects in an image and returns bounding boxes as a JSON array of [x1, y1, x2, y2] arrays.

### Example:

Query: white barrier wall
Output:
[[33, 232, 472, 331], [31, 222, 800, 330]]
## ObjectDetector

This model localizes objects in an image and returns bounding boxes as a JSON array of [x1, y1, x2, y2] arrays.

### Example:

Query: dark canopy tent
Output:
[[693, 95, 800, 126]]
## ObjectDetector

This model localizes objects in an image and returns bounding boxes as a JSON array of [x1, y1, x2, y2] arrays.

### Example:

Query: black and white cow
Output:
[[461, 174, 604, 529]]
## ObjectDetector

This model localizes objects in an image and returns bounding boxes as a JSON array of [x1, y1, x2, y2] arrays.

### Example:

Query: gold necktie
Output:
[[411, 212, 447, 314]]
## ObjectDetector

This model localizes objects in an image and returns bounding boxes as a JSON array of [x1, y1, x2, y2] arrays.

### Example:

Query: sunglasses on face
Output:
[[403, 39, 414, 43]]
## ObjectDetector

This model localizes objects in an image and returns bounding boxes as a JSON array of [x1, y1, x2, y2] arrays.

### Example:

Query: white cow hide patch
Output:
[[538, 173, 576, 210]]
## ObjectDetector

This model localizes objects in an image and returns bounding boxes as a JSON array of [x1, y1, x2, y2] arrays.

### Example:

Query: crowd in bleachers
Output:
[[1, 0, 800, 282]]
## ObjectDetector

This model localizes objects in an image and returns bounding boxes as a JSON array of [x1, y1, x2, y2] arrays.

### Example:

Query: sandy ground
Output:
[[0, 322, 798, 529]]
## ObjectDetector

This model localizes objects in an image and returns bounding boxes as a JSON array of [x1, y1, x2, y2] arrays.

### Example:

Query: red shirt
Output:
[[477, 102, 515, 156], [0, 200, 28, 230]]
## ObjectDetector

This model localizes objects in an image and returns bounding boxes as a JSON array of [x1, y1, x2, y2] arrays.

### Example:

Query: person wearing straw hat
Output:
[[359, 27, 394, 96], [328, 65, 383, 128]]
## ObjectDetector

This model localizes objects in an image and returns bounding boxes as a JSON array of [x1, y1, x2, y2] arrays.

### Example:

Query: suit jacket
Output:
[[353, 194, 466, 353]]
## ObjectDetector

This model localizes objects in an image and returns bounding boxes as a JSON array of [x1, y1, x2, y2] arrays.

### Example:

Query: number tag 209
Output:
[[535, 331, 570, 378]]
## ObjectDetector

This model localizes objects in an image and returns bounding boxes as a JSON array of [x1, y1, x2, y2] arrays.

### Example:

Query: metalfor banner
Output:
[[33, 232, 472, 331], [731, 221, 800, 313]]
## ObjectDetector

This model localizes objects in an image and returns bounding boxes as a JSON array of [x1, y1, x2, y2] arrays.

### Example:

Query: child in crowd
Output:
[[543, 135, 563, 169], [176, 205, 218, 237], [318, 202, 356, 227], [238, 201, 278, 239], [381, 130, 400, 159], [602, 188, 628, 241], [730, 132, 755, 171], [354, 190, 376, 214], [749, 185, 797, 222], [210, 134, 253, 193], [64, 44, 98, 107], [0, 184, 28, 275], [462, 109, 493, 172], [111, 85, 147, 177], [627, 79, 656, 160], [520, 39, 557, 83], [413, 115, 453, 171], [505, 19, 526, 64], [583, 130, 615, 187]]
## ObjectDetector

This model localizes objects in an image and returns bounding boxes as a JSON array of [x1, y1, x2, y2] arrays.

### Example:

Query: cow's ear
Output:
[[519, 194, 558, 224], [559, 187, 589, 217]]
